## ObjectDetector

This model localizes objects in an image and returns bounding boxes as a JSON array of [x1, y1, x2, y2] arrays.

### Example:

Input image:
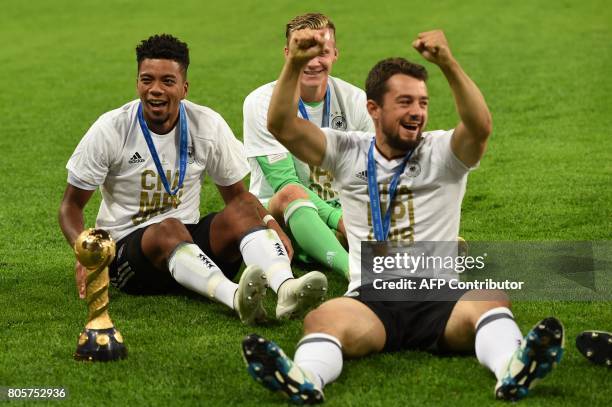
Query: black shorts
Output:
[[353, 280, 468, 353], [108, 213, 242, 295]]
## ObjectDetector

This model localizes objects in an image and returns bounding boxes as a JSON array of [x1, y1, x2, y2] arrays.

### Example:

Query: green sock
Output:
[[285, 200, 349, 280]]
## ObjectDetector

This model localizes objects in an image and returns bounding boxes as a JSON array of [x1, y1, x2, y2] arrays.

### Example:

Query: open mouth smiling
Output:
[[148, 100, 168, 108], [304, 69, 324, 76], [400, 122, 420, 131]]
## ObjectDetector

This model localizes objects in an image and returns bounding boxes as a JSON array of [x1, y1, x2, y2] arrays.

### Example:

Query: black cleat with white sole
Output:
[[576, 330, 612, 368]]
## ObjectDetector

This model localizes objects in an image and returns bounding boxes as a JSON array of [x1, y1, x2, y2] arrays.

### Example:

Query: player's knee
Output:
[[230, 190, 260, 207], [303, 303, 360, 347], [463, 290, 512, 328], [156, 218, 191, 241], [216, 192, 264, 239], [142, 218, 191, 265], [275, 184, 309, 212], [304, 300, 384, 356], [483, 289, 511, 309], [303, 306, 340, 336], [303, 307, 328, 333], [223, 192, 260, 222]]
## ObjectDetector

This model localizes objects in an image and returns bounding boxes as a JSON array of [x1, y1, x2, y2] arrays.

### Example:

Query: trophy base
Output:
[[74, 327, 127, 362]]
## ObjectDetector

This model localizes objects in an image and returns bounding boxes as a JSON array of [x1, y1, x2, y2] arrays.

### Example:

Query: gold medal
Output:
[[171, 195, 179, 209]]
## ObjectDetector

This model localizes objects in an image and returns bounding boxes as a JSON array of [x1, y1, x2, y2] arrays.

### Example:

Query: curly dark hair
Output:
[[366, 58, 428, 105], [136, 34, 189, 76]]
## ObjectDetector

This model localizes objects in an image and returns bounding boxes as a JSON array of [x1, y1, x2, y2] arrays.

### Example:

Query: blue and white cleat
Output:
[[241, 334, 324, 405], [495, 317, 564, 401], [576, 330, 612, 368]]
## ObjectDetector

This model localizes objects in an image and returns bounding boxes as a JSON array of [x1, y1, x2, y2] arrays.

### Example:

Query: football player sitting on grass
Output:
[[241, 29, 565, 402], [59, 34, 328, 325]]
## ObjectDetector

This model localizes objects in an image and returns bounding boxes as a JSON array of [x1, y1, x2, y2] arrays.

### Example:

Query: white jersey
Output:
[[243, 76, 374, 204], [66, 99, 248, 241], [321, 128, 475, 292]]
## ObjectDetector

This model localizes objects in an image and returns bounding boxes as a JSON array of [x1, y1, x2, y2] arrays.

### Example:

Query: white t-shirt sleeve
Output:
[[66, 116, 118, 187], [243, 87, 289, 157], [354, 90, 375, 133], [203, 114, 249, 186], [67, 171, 98, 190], [430, 129, 477, 175], [321, 128, 361, 179]]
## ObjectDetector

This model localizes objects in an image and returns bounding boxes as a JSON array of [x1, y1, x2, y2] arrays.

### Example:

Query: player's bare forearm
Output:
[[58, 184, 95, 247], [413, 30, 492, 165], [216, 180, 248, 204], [267, 29, 328, 166], [59, 204, 85, 248], [440, 60, 492, 142], [267, 60, 302, 143], [59, 184, 95, 299]]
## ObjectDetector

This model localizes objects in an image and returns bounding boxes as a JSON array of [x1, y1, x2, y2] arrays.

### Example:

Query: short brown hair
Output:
[[366, 58, 428, 105], [285, 13, 336, 44]]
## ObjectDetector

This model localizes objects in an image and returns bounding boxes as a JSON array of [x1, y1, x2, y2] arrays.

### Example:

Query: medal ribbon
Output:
[[137, 101, 188, 205], [367, 137, 414, 241], [298, 86, 331, 128]]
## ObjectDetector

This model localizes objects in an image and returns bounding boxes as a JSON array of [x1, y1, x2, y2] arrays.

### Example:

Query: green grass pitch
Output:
[[0, 0, 610, 406]]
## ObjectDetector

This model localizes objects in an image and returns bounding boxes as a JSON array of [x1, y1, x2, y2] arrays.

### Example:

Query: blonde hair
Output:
[[285, 13, 336, 44]]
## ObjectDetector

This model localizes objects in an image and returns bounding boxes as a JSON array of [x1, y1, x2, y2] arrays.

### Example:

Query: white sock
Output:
[[294, 333, 343, 389], [168, 243, 237, 309], [474, 307, 523, 379], [239, 228, 294, 293]]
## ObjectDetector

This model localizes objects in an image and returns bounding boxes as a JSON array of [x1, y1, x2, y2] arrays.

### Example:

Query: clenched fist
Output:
[[412, 30, 455, 68], [287, 28, 329, 67]]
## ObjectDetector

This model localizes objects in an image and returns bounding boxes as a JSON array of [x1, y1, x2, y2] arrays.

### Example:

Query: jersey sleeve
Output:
[[430, 129, 478, 175], [321, 128, 361, 181], [203, 115, 250, 186], [243, 87, 289, 157], [354, 90, 375, 133], [65, 116, 118, 187]]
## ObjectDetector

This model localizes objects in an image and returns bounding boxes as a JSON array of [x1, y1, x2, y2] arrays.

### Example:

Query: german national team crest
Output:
[[187, 146, 195, 164], [406, 160, 421, 177], [331, 113, 347, 130]]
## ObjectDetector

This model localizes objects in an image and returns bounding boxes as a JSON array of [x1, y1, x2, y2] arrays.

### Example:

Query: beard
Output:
[[382, 122, 423, 152]]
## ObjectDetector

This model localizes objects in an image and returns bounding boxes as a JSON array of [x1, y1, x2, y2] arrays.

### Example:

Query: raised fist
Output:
[[287, 28, 328, 66], [412, 30, 454, 67]]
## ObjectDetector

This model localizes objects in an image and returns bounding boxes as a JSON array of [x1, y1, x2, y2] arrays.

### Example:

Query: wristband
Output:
[[262, 214, 276, 224]]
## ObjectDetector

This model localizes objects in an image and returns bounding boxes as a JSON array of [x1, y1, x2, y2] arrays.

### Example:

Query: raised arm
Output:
[[267, 29, 328, 166], [412, 30, 492, 167]]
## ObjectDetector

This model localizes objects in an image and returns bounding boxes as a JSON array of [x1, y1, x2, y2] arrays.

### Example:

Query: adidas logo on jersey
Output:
[[128, 152, 145, 164], [273, 242, 286, 257], [355, 169, 368, 181]]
